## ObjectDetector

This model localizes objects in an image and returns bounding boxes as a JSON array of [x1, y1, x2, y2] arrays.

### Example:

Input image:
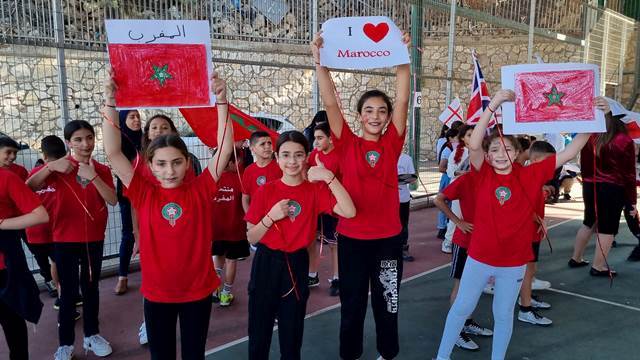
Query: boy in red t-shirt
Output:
[[0, 169, 49, 360], [241, 131, 282, 213], [517, 141, 556, 327], [0, 136, 28, 181], [212, 154, 249, 307]]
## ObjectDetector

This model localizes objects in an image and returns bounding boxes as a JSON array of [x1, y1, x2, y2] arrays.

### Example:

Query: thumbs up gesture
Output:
[[47, 153, 75, 174], [77, 158, 97, 182], [307, 154, 334, 183]]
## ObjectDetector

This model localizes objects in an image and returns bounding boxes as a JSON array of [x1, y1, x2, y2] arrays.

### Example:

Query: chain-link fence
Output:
[[1, 0, 638, 274]]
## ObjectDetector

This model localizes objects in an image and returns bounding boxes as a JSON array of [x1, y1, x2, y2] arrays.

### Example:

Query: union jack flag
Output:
[[466, 50, 499, 126]]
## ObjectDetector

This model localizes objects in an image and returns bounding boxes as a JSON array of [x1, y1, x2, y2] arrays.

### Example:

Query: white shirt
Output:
[[398, 153, 416, 203], [446, 146, 469, 180]]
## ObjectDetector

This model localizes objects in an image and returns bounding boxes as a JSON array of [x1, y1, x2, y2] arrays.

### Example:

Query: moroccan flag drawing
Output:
[[105, 20, 214, 109], [180, 105, 278, 147], [501, 63, 605, 134]]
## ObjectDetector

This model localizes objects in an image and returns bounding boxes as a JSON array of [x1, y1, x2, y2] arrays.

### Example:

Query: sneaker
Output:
[[628, 246, 640, 261], [220, 292, 234, 307], [455, 332, 479, 351], [518, 309, 552, 326], [329, 279, 340, 297], [519, 296, 551, 310], [212, 288, 220, 303], [250, 244, 257, 252], [54, 298, 61, 310], [54, 345, 74, 360], [308, 274, 320, 288], [482, 284, 494, 295], [73, 310, 81, 321], [437, 228, 447, 239], [568, 258, 590, 268], [441, 240, 452, 254], [138, 322, 148, 345], [75, 295, 83, 307], [45, 280, 58, 298], [83, 334, 113, 357], [402, 251, 415, 262], [463, 319, 493, 336], [531, 278, 551, 290], [563, 193, 571, 200]]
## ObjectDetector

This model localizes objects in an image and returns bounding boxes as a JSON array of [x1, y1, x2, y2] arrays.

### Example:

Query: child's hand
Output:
[[307, 154, 334, 183], [455, 220, 474, 234], [103, 67, 117, 103], [211, 71, 227, 103], [267, 199, 290, 222], [47, 155, 75, 174], [401, 31, 410, 46], [310, 32, 324, 64], [594, 96, 611, 113], [77, 159, 97, 181], [489, 89, 515, 109]]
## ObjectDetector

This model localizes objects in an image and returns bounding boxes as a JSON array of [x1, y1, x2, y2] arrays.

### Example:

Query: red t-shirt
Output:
[[0, 170, 42, 269], [241, 160, 282, 197], [331, 121, 405, 239], [212, 171, 246, 241], [309, 148, 341, 176], [48, 158, 114, 243], [7, 163, 28, 181], [125, 166, 220, 303], [25, 165, 57, 244], [467, 156, 556, 267], [244, 180, 336, 252], [441, 173, 475, 249]]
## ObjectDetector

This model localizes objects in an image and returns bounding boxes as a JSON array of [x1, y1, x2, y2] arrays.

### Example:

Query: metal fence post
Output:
[[52, 0, 70, 124], [528, 0, 536, 63], [311, 0, 320, 115], [445, 0, 456, 105], [410, 0, 423, 178]]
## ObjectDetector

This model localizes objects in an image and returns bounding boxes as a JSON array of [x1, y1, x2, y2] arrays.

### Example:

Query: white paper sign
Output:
[[501, 63, 605, 134], [438, 97, 463, 126], [105, 20, 215, 109], [319, 16, 410, 70], [413, 91, 422, 108]]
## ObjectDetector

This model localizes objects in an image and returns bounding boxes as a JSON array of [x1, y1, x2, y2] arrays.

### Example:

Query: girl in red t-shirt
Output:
[[245, 131, 355, 359], [102, 71, 234, 360], [435, 90, 605, 360], [311, 31, 410, 360]]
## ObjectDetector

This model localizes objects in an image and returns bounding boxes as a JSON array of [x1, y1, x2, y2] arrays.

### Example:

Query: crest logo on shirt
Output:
[[495, 186, 512, 206], [161, 202, 183, 227], [287, 200, 302, 221], [256, 176, 267, 186], [365, 151, 381, 168]]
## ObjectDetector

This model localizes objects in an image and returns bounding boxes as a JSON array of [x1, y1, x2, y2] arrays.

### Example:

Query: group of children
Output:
[[0, 29, 629, 360]]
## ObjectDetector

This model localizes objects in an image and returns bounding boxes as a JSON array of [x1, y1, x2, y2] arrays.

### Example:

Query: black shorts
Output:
[[450, 244, 468, 280], [531, 242, 541, 263], [317, 214, 338, 245], [582, 182, 625, 235], [212, 240, 250, 260]]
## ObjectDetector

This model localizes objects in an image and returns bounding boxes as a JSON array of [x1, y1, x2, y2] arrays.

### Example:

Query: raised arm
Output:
[[26, 155, 75, 190], [311, 32, 345, 138], [391, 32, 411, 136], [555, 96, 607, 168], [207, 73, 234, 182], [102, 70, 134, 187], [469, 89, 514, 170]]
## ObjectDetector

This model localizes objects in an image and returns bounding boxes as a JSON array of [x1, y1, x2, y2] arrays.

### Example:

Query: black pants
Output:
[[117, 186, 135, 277], [24, 242, 53, 283], [143, 295, 212, 360], [338, 235, 403, 360], [623, 203, 640, 244], [54, 241, 103, 346], [0, 270, 28, 360], [399, 201, 410, 249], [248, 244, 309, 360]]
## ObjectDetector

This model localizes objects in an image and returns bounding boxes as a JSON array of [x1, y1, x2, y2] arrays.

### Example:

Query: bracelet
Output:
[[89, 174, 99, 183], [216, 102, 228, 106], [327, 174, 336, 186], [260, 218, 271, 228], [487, 104, 495, 113], [266, 214, 276, 224]]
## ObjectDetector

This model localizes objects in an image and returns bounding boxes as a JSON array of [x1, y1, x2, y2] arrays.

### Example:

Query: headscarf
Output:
[[119, 110, 143, 161]]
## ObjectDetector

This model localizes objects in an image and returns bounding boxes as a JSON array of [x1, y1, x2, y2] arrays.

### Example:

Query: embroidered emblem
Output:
[[287, 200, 302, 221], [161, 202, 183, 227], [495, 186, 512, 206], [365, 150, 381, 168], [256, 175, 267, 186]]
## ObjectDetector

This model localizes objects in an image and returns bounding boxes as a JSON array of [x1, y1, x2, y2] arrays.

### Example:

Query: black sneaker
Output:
[[53, 298, 61, 310], [329, 279, 339, 297], [75, 295, 83, 307], [45, 281, 58, 298], [568, 258, 589, 268], [628, 246, 640, 261], [563, 193, 571, 200], [308, 275, 320, 288], [437, 228, 446, 240], [73, 310, 81, 321]]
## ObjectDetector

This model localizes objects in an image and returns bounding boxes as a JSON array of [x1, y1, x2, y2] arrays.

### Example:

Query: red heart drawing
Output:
[[363, 22, 389, 43]]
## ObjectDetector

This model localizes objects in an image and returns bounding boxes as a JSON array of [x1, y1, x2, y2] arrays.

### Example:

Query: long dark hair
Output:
[[596, 113, 627, 155], [145, 134, 189, 163], [142, 115, 178, 151], [453, 125, 472, 164]]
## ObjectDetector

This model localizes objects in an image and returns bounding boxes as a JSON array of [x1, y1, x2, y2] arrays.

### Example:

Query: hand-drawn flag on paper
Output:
[[625, 120, 640, 144], [105, 20, 214, 109], [514, 70, 595, 123], [467, 50, 498, 127], [180, 105, 278, 147], [439, 97, 463, 126]]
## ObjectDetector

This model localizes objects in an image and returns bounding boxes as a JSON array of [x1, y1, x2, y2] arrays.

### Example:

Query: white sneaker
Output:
[[518, 310, 553, 326], [138, 322, 148, 345], [482, 284, 494, 295], [455, 332, 479, 351], [519, 296, 551, 310], [463, 319, 493, 336], [83, 334, 113, 357], [531, 277, 551, 290], [54, 345, 74, 360], [441, 240, 452, 254]]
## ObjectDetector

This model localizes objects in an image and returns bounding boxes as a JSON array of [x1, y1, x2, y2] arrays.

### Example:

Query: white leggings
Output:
[[436, 256, 526, 360], [444, 200, 461, 243]]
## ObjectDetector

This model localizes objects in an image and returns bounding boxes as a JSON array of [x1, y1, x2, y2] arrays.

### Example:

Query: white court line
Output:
[[547, 288, 640, 312], [207, 216, 583, 355], [206, 263, 452, 355]]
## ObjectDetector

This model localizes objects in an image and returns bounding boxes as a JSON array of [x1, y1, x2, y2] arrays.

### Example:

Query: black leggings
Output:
[[24, 242, 53, 283], [0, 270, 28, 360], [144, 295, 212, 360]]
